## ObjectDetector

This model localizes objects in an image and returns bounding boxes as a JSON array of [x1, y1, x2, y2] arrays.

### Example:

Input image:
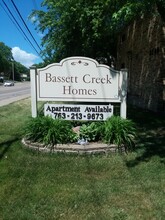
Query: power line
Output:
[[0, 2, 31, 49], [10, 0, 43, 53], [1, 0, 41, 56], [1, 0, 42, 57], [0, 2, 20, 34]]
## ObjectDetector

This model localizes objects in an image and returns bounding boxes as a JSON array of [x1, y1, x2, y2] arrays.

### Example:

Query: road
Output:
[[0, 81, 30, 107]]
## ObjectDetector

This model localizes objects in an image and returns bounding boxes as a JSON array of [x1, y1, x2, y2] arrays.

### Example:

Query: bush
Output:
[[103, 116, 136, 152], [24, 115, 137, 153], [78, 122, 103, 142], [24, 116, 76, 146]]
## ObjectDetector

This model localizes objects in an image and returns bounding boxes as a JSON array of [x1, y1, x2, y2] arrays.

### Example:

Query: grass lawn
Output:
[[0, 98, 165, 220]]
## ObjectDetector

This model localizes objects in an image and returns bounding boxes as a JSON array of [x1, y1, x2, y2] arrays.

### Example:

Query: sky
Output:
[[0, 0, 44, 68]]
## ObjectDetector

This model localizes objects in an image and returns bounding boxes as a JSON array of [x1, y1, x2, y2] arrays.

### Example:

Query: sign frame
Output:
[[30, 57, 127, 119]]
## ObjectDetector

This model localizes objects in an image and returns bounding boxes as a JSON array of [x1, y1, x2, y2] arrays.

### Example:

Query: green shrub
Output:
[[79, 122, 103, 142], [103, 116, 136, 152], [24, 116, 76, 146], [24, 115, 136, 152]]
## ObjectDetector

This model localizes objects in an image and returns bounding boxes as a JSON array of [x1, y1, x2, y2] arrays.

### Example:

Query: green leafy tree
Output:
[[0, 42, 13, 77], [14, 62, 29, 81], [0, 42, 29, 81], [30, 0, 165, 63], [30, 0, 119, 62], [0, 42, 13, 61]]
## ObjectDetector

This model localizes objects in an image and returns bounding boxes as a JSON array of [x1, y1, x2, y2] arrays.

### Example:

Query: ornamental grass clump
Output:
[[103, 116, 136, 152], [25, 116, 75, 148]]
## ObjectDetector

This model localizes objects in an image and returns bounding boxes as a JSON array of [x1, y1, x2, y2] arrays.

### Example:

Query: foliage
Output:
[[0, 42, 13, 77], [71, 117, 136, 151], [15, 62, 29, 75], [78, 122, 103, 142], [12, 61, 29, 81], [24, 116, 76, 146], [0, 42, 29, 80], [24, 114, 137, 152], [30, 0, 165, 64], [0, 42, 13, 62], [24, 115, 103, 145], [103, 116, 136, 152]]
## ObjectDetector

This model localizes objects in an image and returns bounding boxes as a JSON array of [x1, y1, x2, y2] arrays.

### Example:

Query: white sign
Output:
[[30, 57, 127, 118], [37, 57, 120, 102], [44, 104, 113, 121]]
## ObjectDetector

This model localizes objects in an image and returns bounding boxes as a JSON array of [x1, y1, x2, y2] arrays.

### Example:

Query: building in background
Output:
[[117, 12, 165, 113]]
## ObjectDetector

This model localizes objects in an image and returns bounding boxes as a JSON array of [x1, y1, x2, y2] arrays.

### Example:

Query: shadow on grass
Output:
[[127, 105, 165, 129], [126, 106, 165, 167], [127, 135, 165, 167], [0, 137, 19, 160]]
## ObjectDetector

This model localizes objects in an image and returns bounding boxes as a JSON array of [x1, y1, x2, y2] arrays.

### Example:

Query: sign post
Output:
[[30, 66, 37, 118]]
